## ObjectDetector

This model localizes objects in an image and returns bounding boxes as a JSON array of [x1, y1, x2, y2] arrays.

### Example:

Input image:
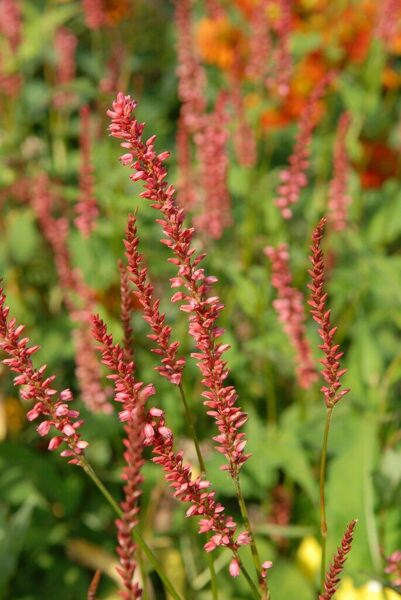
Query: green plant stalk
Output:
[[319, 406, 333, 587], [235, 552, 262, 600], [233, 476, 270, 599], [178, 383, 218, 600], [80, 458, 184, 600]]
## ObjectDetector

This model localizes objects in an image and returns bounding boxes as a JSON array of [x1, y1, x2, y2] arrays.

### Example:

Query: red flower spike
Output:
[[0, 287, 87, 464], [118, 259, 135, 365], [124, 214, 185, 385], [32, 175, 112, 414], [265, 244, 317, 389], [275, 72, 335, 219], [75, 105, 99, 237], [319, 520, 357, 600], [144, 407, 249, 567], [328, 112, 352, 232], [108, 93, 250, 478], [91, 315, 157, 598], [308, 218, 350, 408]]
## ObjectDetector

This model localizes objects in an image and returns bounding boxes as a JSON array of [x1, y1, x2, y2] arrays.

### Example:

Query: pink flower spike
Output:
[[0, 286, 87, 462], [265, 244, 317, 389], [308, 218, 349, 408], [75, 105, 99, 237], [107, 93, 250, 478], [274, 73, 335, 218], [328, 112, 352, 232]]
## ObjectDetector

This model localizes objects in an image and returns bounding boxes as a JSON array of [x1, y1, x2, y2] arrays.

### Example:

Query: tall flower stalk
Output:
[[107, 93, 270, 595], [308, 217, 350, 585]]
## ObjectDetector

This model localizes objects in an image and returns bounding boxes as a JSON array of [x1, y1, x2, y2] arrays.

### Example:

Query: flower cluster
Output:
[[194, 92, 232, 238], [375, 0, 400, 45], [144, 407, 250, 559], [0, 287, 87, 463], [107, 93, 250, 478], [176, 115, 197, 210], [75, 105, 99, 237], [53, 27, 77, 109], [385, 550, 401, 588], [265, 244, 317, 389], [175, 0, 206, 133], [82, 0, 105, 30], [246, 0, 271, 83], [275, 73, 334, 219], [118, 259, 135, 364], [269, 0, 292, 97], [0, 0, 22, 51], [319, 520, 357, 600], [328, 112, 352, 232], [308, 218, 349, 408], [32, 174, 111, 414], [92, 315, 156, 597], [230, 67, 257, 168], [124, 214, 185, 384]]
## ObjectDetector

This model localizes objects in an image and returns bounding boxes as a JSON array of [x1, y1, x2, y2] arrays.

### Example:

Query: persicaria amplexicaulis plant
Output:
[[0, 92, 362, 600]]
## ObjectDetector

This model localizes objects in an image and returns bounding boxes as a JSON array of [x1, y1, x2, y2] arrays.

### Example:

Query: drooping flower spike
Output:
[[144, 406, 251, 561], [0, 286, 87, 463], [32, 174, 112, 414]]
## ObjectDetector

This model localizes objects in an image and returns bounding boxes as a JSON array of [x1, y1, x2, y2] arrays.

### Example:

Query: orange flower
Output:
[[103, 0, 132, 26], [323, 1, 376, 64], [232, 0, 259, 18], [196, 16, 247, 71], [357, 140, 399, 189], [382, 66, 401, 90]]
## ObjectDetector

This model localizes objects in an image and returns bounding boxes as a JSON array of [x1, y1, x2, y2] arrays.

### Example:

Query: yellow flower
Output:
[[337, 578, 400, 600], [336, 577, 360, 600], [297, 536, 322, 578]]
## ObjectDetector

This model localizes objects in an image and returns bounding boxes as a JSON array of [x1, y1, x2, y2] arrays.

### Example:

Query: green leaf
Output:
[[326, 412, 380, 577], [0, 502, 34, 595]]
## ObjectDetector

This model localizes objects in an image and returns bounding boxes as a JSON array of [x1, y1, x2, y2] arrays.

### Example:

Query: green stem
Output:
[[319, 407, 333, 588], [208, 555, 219, 600], [235, 553, 261, 600], [234, 476, 270, 599], [80, 458, 184, 600], [178, 384, 218, 600], [178, 383, 206, 474]]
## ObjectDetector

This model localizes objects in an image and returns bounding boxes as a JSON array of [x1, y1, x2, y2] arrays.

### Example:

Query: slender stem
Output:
[[235, 553, 261, 600], [234, 475, 261, 572], [81, 459, 122, 516], [80, 458, 184, 600], [208, 555, 219, 600], [234, 476, 270, 599], [178, 384, 218, 600], [178, 383, 206, 474], [319, 407, 333, 588]]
